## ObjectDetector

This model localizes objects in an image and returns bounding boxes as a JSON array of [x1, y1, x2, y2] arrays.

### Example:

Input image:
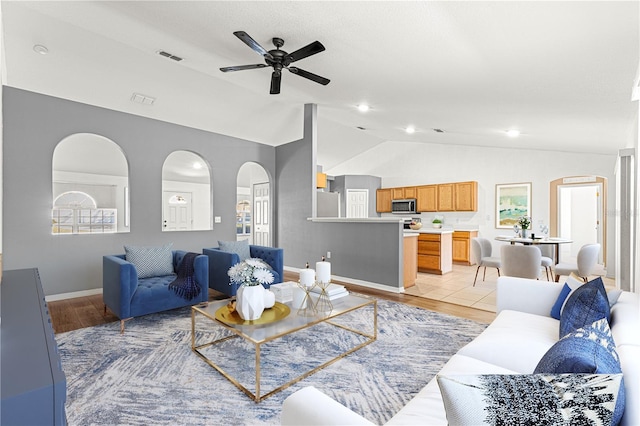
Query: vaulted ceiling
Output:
[[2, 1, 638, 173]]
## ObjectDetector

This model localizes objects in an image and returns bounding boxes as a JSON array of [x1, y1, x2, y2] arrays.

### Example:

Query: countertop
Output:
[[404, 228, 454, 234]]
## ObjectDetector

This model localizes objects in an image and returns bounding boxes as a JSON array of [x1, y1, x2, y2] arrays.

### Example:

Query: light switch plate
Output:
[[214, 216, 221, 223]]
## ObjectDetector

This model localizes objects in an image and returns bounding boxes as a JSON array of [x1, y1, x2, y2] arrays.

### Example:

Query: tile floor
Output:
[[404, 263, 615, 313]]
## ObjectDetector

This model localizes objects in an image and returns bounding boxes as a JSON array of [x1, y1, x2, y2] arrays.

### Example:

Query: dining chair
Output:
[[471, 237, 501, 286], [554, 243, 601, 282], [538, 244, 554, 281], [500, 244, 542, 279]]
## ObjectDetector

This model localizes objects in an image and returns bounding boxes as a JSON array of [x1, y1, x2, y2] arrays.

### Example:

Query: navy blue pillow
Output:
[[535, 318, 625, 426], [559, 277, 610, 338], [550, 283, 572, 320]]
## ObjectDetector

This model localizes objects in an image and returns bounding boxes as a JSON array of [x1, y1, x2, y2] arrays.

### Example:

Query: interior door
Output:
[[557, 183, 603, 263], [347, 189, 368, 218], [253, 182, 270, 246], [163, 191, 192, 231]]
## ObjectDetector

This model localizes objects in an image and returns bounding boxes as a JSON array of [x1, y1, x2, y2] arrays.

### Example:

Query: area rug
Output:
[[57, 298, 487, 425]]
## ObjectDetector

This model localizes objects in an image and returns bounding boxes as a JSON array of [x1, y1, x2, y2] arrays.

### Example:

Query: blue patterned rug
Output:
[[57, 298, 486, 425]]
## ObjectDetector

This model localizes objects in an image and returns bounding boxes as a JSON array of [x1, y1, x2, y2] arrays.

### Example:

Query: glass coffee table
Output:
[[191, 294, 377, 402]]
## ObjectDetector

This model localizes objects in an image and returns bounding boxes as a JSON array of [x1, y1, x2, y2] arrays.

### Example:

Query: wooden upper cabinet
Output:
[[392, 187, 405, 200], [404, 186, 417, 199], [454, 181, 478, 211], [376, 188, 392, 212], [416, 185, 437, 212], [437, 183, 455, 211]]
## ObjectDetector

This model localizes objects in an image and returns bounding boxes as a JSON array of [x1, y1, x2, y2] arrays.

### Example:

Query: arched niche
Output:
[[162, 150, 212, 231], [52, 133, 129, 234], [237, 162, 271, 245]]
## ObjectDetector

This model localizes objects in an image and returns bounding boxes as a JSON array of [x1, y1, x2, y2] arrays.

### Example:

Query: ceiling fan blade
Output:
[[233, 31, 274, 61], [286, 41, 325, 63], [288, 67, 330, 85], [220, 64, 268, 72], [270, 71, 282, 95]]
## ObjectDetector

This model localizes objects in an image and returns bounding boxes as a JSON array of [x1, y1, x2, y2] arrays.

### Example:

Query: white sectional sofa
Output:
[[282, 277, 640, 426]]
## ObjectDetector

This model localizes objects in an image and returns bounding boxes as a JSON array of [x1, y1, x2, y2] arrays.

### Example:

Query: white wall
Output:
[[326, 140, 617, 274]]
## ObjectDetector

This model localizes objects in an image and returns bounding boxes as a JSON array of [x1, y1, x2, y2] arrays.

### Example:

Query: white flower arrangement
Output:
[[228, 258, 275, 287]]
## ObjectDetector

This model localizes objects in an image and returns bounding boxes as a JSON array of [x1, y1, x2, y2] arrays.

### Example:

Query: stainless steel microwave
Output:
[[391, 199, 417, 214]]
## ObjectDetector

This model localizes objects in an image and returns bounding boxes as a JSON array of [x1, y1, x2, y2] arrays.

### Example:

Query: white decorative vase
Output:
[[236, 284, 266, 320]]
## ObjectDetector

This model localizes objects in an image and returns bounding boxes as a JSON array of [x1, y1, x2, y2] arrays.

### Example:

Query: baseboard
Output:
[[46, 288, 103, 302], [283, 266, 403, 294]]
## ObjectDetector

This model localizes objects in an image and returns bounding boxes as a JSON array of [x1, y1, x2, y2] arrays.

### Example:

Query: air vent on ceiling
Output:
[[157, 50, 183, 62], [131, 93, 156, 106]]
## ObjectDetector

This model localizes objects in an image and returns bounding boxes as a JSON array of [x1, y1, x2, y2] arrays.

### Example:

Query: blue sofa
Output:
[[203, 245, 284, 296], [103, 250, 209, 332]]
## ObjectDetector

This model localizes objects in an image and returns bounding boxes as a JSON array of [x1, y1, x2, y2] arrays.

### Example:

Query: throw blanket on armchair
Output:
[[169, 252, 201, 301]]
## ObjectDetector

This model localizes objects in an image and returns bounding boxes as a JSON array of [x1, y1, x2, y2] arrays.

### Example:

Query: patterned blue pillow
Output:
[[437, 373, 623, 426], [550, 274, 584, 320], [124, 244, 174, 279], [534, 318, 625, 425], [218, 240, 250, 261], [559, 277, 610, 338]]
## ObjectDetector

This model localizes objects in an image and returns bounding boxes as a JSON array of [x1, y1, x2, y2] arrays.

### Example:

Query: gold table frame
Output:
[[191, 295, 377, 402]]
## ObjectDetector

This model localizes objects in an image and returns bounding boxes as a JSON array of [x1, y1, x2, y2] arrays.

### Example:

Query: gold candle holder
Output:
[[295, 280, 318, 317], [314, 280, 333, 316]]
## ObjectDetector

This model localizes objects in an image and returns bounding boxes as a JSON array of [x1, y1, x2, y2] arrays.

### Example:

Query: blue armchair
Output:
[[103, 250, 209, 332], [203, 245, 284, 296]]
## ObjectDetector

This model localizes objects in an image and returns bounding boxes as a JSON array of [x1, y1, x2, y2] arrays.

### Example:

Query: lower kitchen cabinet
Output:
[[452, 231, 478, 265], [417, 232, 453, 275], [403, 234, 418, 288]]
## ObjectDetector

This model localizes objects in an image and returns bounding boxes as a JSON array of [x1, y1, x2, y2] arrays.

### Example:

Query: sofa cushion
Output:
[[456, 310, 558, 373], [610, 292, 640, 346], [437, 373, 623, 426], [386, 354, 518, 426], [124, 243, 174, 279], [559, 277, 610, 338], [218, 239, 250, 261], [550, 274, 583, 319]]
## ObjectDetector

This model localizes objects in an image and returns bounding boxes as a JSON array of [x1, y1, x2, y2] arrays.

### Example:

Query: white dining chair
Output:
[[538, 244, 554, 281], [471, 237, 501, 286], [500, 244, 542, 280], [554, 243, 601, 282]]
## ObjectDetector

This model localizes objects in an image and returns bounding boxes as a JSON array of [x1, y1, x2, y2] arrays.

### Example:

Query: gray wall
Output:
[[276, 105, 402, 289], [3, 87, 276, 295]]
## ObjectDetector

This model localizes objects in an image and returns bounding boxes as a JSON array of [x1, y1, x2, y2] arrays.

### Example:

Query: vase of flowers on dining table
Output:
[[518, 215, 531, 238]]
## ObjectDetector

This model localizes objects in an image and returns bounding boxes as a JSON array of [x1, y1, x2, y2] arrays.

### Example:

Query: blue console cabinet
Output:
[[1, 268, 67, 425]]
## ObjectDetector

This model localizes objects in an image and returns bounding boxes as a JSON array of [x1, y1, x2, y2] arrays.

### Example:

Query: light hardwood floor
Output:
[[48, 269, 497, 334]]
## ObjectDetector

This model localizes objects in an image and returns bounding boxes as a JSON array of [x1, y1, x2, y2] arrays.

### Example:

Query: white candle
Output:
[[316, 261, 331, 284], [300, 268, 315, 287]]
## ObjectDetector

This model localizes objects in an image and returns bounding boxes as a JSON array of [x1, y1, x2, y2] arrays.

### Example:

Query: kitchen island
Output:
[[407, 228, 454, 275]]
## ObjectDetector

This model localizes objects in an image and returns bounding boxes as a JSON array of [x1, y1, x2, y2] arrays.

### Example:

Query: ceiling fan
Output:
[[220, 31, 330, 95]]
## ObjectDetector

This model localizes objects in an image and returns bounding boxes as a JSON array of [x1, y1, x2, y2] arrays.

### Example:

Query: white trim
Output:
[[45, 288, 102, 302], [283, 266, 403, 294]]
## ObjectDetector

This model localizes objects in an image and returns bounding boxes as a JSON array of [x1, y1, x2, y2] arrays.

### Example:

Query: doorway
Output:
[[237, 162, 270, 246], [550, 177, 606, 266]]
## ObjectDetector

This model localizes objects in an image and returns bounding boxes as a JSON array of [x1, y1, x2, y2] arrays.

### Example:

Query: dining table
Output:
[[495, 235, 573, 264]]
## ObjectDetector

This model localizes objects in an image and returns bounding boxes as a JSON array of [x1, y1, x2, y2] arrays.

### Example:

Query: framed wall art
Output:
[[496, 182, 531, 229]]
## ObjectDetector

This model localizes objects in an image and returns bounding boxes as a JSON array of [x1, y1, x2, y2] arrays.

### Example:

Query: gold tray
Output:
[[215, 302, 290, 326]]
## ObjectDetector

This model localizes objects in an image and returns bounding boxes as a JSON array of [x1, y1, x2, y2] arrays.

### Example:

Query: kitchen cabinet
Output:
[[392, 187, 405, 200], [416, 185, 437, 212], [403, 186, 417, 199], [454, 181, 477, 211], [417, 232, 453, 274], [403, 234, 418, 288], [376, 188, 392, 213], [452, 231, 478, 265], [437, 184, 455, 211]]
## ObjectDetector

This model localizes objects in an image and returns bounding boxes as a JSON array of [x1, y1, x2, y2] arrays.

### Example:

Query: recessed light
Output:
[[33, 44, 49, 55], [405, 126, 416, 134], [506, 129, 520, 137], [193, 162, 203, 170], [357, 104, 370, 113]]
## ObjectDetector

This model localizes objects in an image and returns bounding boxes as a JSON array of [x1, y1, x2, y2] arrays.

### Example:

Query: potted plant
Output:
[[518, 216, 531, 238], [432, 218, 443, 229], [228, 258, 275, 320]]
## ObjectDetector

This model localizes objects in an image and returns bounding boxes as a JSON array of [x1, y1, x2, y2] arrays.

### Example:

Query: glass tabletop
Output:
[[193, 293, 375, 344]]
